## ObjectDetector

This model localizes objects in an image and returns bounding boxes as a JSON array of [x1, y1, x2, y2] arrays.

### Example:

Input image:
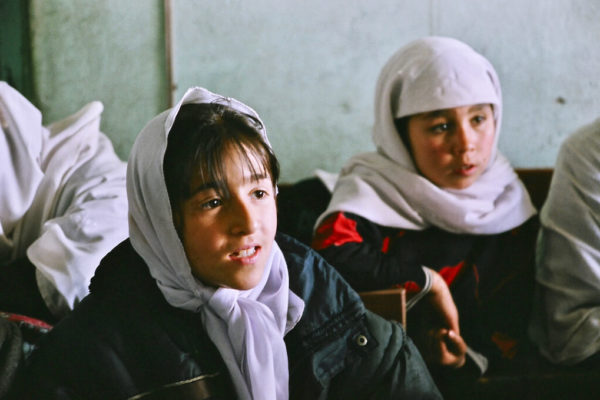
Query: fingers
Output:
[[427, 328, 467, 368], [446, 329, 467, 355]]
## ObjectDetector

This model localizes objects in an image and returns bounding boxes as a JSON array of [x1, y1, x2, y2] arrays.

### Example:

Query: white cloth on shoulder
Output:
[[315, 37, 535, 234], [0, 81, 128, 317], [529, 117, 600, 365], [127, 87, 304, 400]]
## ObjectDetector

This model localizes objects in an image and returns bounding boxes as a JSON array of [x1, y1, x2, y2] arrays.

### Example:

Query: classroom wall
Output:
[[4, 0, 600, 183], [0, 1, 33, 100], [27, 0, 168, 156]]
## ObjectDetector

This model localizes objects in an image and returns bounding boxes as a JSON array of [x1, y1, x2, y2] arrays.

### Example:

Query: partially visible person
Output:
[[312, 37, 538, 379], [12, 87, 442, 399], [0, 81, 128, 323], [529, 117, 600, 366]]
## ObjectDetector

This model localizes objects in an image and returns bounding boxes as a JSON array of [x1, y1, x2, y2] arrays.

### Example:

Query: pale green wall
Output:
[[28, 0, 168, 160], [20, 1, 600, 182], [0, 0, 32, 99]]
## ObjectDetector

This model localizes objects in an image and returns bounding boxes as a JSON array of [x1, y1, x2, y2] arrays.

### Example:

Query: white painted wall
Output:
[[173, 0, 600, 182], [29, 0, 600, 182]]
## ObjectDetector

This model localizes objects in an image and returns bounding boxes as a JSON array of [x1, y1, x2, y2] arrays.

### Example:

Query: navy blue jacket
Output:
[[13, 233, 441, 399]]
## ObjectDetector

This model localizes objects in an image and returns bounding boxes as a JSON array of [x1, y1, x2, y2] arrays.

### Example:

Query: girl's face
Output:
[[178, 145, 277, 290], [406, 104, 495, 189]]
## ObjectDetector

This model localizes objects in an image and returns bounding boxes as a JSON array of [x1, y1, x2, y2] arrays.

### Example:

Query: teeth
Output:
[[234, 247, 256, 257]]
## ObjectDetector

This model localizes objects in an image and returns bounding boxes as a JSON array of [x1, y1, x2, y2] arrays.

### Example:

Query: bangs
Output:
[[164, 102, 280, 215], [191, 134, 274, 199]]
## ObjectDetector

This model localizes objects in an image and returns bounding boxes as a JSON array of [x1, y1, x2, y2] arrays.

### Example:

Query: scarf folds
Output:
[[0, 82, 128, 315], [318, 151, 534, 234], [127, 87, 304, 399], [0, 82, 45, 257], [530, 118, 600, 365], [316, 37, 535, 234]]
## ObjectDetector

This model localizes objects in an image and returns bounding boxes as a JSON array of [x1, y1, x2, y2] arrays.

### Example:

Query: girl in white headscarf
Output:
[[16, 86, 443, 400], [312, 37, 537, 375], [129, 87, 306, 399]]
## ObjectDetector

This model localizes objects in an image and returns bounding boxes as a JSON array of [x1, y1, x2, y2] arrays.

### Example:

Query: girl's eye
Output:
[[201, 198, 222, 209], [472, 115, 486, 124], [252, 190, 267, 199], [430, 123, 449, 133]]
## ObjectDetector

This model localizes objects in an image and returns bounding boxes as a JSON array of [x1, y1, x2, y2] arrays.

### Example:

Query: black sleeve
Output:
[[312, 212, 427, 292], [0, 257, 55, 323], [327, 311, 442, 400]]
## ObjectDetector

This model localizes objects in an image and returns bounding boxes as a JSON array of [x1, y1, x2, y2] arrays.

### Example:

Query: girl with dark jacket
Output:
[[13, 87, 440, 400], [312, 37, 538, 376]]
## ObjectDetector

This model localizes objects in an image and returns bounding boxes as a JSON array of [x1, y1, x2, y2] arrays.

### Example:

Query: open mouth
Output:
[[232, 247, 257, 257], [230, 246, 260, 262], [456, 164, 476, 175]]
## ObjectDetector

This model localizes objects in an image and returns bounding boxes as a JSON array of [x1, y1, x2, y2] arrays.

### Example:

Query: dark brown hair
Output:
[[394, 116, 412, 154], [163, 102, 280, 218]]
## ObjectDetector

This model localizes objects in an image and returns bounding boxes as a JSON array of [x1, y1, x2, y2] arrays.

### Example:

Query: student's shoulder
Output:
[[559, 118, 600, 170], [17, 248, 212, 398], [276, 231, 336, 282], [276, 231, 326, 291], [277, 231, 364, 315]]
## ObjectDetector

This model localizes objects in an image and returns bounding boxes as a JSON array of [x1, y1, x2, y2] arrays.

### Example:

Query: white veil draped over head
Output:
[[530, 118, 600, 365], [127, 87, 304, 399], [0, 81, 128, 316], [316, 37, 535, 234]]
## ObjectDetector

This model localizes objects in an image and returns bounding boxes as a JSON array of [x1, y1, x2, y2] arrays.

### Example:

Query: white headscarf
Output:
[[530, 117, 600, 365], [127, 87, 304, 399], [0, 81, 128, 316], [316, 37, 535, 234], [0, 84, 44, 251]]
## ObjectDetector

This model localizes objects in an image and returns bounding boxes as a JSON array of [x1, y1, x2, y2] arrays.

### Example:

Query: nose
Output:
[[229, 197, 258, 235], [452, 122, 476, 155]]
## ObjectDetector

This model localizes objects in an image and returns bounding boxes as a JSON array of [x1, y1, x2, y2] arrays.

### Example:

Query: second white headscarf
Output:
[[316, 37, 535, 234]]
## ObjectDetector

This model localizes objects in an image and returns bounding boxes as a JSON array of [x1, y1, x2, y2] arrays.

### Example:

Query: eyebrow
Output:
[[467, 104, 490, 113], [415, 103, 490, 121], [189, 172, 271, 197], [416, 110, 447, 120], [189, 182, 218, 195]]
